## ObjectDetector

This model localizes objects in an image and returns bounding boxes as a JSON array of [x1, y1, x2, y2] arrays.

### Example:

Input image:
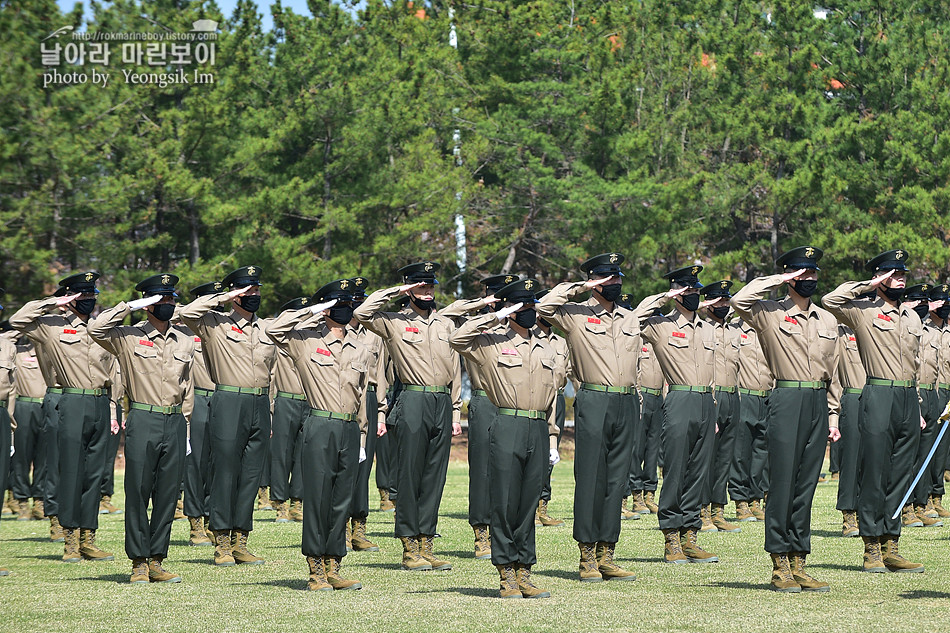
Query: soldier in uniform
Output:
[[98, 361, 123, 515], [375, 345, 397, 513], [450, 278, 559, 599], [180, 281, 222, 546], [267, 280, 373, 591], [833, 322, 865, 537], [732, 247, 840, 592], [535, 289, 570, 526], [0, 293, 14, 576], [926, 284, 950, 518], [538, 253, 654, 582], [639, 266, 720, 565], [10, 272, 117, 563], [89, 274, 194, 583], [179, 265, 278, 567], [353, 261, 462, 572], [823, 250, 925, 574], [10, 322, 50, 521], [700, 281, 742, 533]]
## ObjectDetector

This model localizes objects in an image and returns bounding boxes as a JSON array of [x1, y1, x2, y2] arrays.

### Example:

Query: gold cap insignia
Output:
[[524, 280, 535, 290], [247, 266, 257, 276], [84, 272, 94, 282], [424, 262, 434, 272], [922, 285, 929, 292], [895, 250, 904, 260], [301, 298, 309, 305], [691, 266, 700, 275], [804, 247, 815, 258], [505, 275, 515, 284], [213, 282, 222, 291], [721, 281, 728, 289], [609, 253, 619, 264], [340, 279, 350, 289], [354, 278, 365, 286], [943, 285, 949, 293], [161, 274, 171, 285]]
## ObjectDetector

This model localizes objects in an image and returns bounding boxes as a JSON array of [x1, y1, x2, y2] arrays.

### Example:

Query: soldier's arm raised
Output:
[[536, 281, 587, 331], [353, 286, 408, 339], [821, 280, 877, 330], [730, 274, 789, 329], [88, 302, 134, 356]]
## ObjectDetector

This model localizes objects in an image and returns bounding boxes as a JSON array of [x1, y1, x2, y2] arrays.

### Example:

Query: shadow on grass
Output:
[[16, 553, 63, 561], [809, 562, 859, 572], [355, 562, 404, 571], [899, 590, 950, 599], [809, 529, 850, 538], [438, 550, 483, 559], [405, 587, 498, 598], [13, 536, 57, 543], [533, 568, 580, 581], [439, 512, 469, 521], [76, 574, 131, 584], [235, 579, 309, 591], [699, 581, 771, 591]]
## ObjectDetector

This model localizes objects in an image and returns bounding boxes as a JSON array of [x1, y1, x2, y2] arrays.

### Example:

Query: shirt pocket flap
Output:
[[173, 351, 193, 363], [702, 338, 715, 350], [584, 320, 607, 335], [817, 329, 836, 340], [133, 346, 157, 359], [59, 333, 82, 345], [225, 329, 246, 343], [539, 356, 557, 369], [668, 334, 689, 348], [778, 321, 800, 336], [401, 330, 424, 345], [871, 317, 895, 332], [497, 355, 523, 368], [311, 351, 334, 365]]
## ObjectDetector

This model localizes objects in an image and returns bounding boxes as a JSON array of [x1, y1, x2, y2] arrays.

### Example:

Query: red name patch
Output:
[[194, 337, 201, 342], [316, 348, 331, 356], [138, 340, 153, 347], [849, 336, 856, 342], [405, 327, 419, 333], [502, 348, 518, 356], [672, 332, 685, 338], [740, 334, 749, 339], [63, 329, 77, 334], [785, 316, 799, 326], [587, 317, 602, 324], [231, 326, 244, 334], [642, 346, 649, 352], [877, 314, 892, 322]]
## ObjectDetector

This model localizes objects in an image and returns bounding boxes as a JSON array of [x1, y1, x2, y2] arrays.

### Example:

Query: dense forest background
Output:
[[3, 0, 950, 312]]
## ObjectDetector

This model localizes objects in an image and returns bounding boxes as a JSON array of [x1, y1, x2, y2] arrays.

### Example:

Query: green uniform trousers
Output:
[[41, 389, 62, 516], [100, 407, 122, 498], [490, 414, 547, 566], [629, 391, 662, 494], [467, 392, 496, 525], [729, 393, 769, 501], [0, 408, 10, 497], [55, 392, 110, 530], [658, 391, 715, 531], [208, 390, 270, 532], [857, 384, 921, 537], [541, 393, 566, 502], [929, 388, 950, 496], [182, 392, 212, 517], [376, 385, 400, 501], [765, 387, 827, 554], [707, 390, 740, 505], [390, 389, 452, 538], [912, 389, 941, 506], [573, 389, 638, 543], [350, 387, 379, 519], [829, 433, 842, 473], [269, 396, 308, 504], [835, 392, 862, 511], [123, 409, 186, 559], [11, 400, 44, 499], [301, 413, 360, 558]]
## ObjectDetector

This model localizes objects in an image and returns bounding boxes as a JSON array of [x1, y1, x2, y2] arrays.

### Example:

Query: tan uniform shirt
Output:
[[450, 313, 559, 435], [732, 275, 840, 427], [710, 316, 741, 389], [441, 297, 498, 391], [836, 324, 866, 391], [939, 321, 950, 386], [538, 327, 571, 392], [0, 337, 15, 402], [13, 340, 48, 400], [175, 322, 214, 392], [10, 298, 115, 390], [266, 309, 373, 438], [919, 319, 941, 387], [536, 282, 655, 387], [637, 342, 665, 392], [640, 303, 717, 388], [354, 287, 462, 425], [88, 303, 195, 421], [735, 320, 774, 392], [178, 294, 277, 389]]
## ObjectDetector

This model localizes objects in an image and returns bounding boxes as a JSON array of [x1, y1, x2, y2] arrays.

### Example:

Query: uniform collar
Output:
[[317, 322, 357, 349], [64, 311, 87, 328], [585, 296, 618, 317], [230, 310, 254, 330], [141, 320, 179, 341], [778, 296, 820, 319], [672, 309, 701, 329]]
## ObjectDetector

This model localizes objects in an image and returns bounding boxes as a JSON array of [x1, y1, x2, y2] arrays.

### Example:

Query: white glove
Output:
[[495, 302, 524, 322], [549, 448, 560, 466], [940, 400, 950, 423], [310, 299, 338, 314], [359, 446, 367, 463], [186, 438, 192, 456], [128, 295, 162, 310]]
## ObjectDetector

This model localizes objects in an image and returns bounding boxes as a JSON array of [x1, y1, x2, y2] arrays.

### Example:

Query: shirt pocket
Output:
[[59, 333, 82, 345], [173, 351, 193, 364], [668, 334, 689, 349], [870, 317, 895, 333], [620, 322, 640, 352], [311, 351, 335, 367], [133, 346, 157, 361], [584, 320, 610, 349], [816, 328, 837, 359]]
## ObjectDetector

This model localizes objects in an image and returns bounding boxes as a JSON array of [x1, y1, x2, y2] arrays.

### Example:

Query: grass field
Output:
[[2, 460, 949, 633]]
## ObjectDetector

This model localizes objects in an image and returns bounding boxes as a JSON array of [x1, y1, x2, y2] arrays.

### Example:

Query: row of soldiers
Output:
[[1, 245, 949, 597]]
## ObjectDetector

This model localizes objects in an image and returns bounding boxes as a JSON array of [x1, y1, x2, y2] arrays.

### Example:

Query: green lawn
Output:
[[2, 461, 949, 633]]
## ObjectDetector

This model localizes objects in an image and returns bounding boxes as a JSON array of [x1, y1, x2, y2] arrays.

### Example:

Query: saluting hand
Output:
[[55, 293, 81, 307], [869, 269, 895, 287], [666, 286, 688, 299], [483, 295, 499, 306], [227, 285, 253, 299], [309, 299, 338, 314], [584, 275, 615, 289], [399, 282, 426, 295], [781, 268, 808, 283], [128, 295, 162, 311], [495, 302, 523, 321], [699, 298, 719, 309]]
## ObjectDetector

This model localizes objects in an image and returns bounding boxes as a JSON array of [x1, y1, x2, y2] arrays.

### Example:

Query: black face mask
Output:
[[538, 317, 552, 329], [711, 306, 730, 321], [935, 305, 950, 321], [597, 284, 622, 303], [881, 286, 904, 302], [74, 298, 97, 315], [792, 279, 818, 298], [512, 308, 537, 329], [913, 304, 930, 320], [237, 295, 261, 313], [410, 295, 436, 312], [679, 293, 700, 312], [328, 305, 355, 325], [151, 303, 175, 322]]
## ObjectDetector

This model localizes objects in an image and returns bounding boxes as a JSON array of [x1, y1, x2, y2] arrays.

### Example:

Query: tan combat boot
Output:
[[700, 504, 718, 532], [306, 555, 332, 591], [841, 510, 859, 537], [256, 487, 271, 511], [496, 564, 522, 598], [50, 516, 65, 542], [419, 535, 452, 570], [769, 553, 802, 593], [148, 558, 182, 583], [399, 536, 431, 571], [174, 498, 185, 520], [945, 469, 950, 483], [31, 499, 45, 520], [62, 528, 81, 563], [212, 529, 235, 567], [473, 524, 491, 560], [324, 555, 362, 590], [735, 500, 754, 522], [595, 542, 636, 581], [932, 495, 950, 518], [643, 490, 659, 514], [537, 499, 564, 526], [881, 535, 924, 573], [620, 497, 640, 520], [345, 521, 354, 552], [379, 488, 395, 513], [750, 498, 765, 521], [631, 490, 649, 514], [681, 528, 719, 563], [862, 536, 886, 573], [79, 529, 114, 561], [515, 564, 551, 598], [231, 529, 264, 565], [275, 501, 290, 523], [914, 504, 942, 527], [188, 516, 212, 546], [351, 517, 380, 552], [16, 500, 30, 521], [901, 504, 923, 527], [100, 495, 120, 514], [924, 497, 940, 518], [662, 528, 687, 564], [289, 498, 304, 522], [130, 558, 149, 584], [577, 542, 603, 582], [712, 503, 741, 532], [2, 490, 14, 515], [790, 552, 829, 592]]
